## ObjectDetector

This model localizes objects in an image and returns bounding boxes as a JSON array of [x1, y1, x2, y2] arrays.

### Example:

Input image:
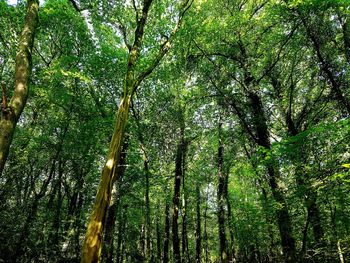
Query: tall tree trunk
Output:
[[81, 94, 132, 263], [116, 205, 127, 263], [80, 0, 191, 259], [248, 91, 296, 263], [181, 149, 189, 263], [271, 75, 325, 256], [144, 159, 151, 262], [172, 127, 185, 263], [195, 185, 201, 263], [217, 121, 228, 263], [156, 210, 162, 263], [0, 0, 39, 176], [225, 171, 236, 262], [163, 201, 170, 263], [102, 138, 128, 263], [204, 186, 210, 263]]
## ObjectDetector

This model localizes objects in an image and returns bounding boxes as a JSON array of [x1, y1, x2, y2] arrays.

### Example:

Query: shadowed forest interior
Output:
[[0, 0, 350, 262]]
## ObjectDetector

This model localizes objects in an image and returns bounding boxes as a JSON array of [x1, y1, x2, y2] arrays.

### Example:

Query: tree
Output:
[[0, 0, 39, 175]]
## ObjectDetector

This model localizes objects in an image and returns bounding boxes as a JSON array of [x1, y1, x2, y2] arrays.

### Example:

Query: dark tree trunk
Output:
[[116, 205, 127, 263], [203, 186, 210, 263], [156, 211, 162, 263], [217, 121, 228, 263], [342, 19, 350, 64], [195, 185, 201, 263], [271, 75, 325, 257], [181, 148, 189, 263], [144, 159, 151, 262], [248, 91, 296, 263], [172, 132, 184, 263], [225, 171, 236, 262], [102, 139, 128, 263], [163, 201, 170, 263]]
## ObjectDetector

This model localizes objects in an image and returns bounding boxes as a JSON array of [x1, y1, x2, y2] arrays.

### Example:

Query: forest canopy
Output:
[[0, 0, 350, 263]]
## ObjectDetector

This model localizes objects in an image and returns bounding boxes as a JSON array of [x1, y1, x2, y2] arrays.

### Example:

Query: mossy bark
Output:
[[81, 95, 131, 263], [0, 0, 39, 176]]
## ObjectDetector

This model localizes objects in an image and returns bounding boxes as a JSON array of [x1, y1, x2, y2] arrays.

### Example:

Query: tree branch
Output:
[[132, 0, 194, 95]]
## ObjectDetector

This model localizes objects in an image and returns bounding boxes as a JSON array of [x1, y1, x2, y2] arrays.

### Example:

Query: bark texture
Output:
[[0, 0, 39, 176]]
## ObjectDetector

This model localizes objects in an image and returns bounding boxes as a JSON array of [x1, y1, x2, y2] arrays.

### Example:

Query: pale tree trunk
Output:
[[0, 0, 39, 176], [81, 95, 131, 263], [80, 1, 193, 261]]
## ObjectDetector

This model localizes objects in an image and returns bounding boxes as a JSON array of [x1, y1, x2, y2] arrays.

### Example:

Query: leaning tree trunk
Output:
[[80, 1, 192, 261], [81, 95, 131, 263], [0, 0, 39, 176]]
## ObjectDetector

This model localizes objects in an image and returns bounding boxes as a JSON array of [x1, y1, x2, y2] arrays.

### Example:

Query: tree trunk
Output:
[[248, 91, 296, 263], [156, 211, 162, 263], [204, 186, 210, 263], [342, 19, 350, 64], [217, 121, 228, 263], [195, 185, 201, 263], [163, 201, 170, 263], [81, 94, 131, 263], [225, 172, 236, 262], [181, 148, 189, 263], [0, 0, 39, 176], [172, 131, 184, 263], [102, 139, 128, 263], [144, 159, 151, 262]]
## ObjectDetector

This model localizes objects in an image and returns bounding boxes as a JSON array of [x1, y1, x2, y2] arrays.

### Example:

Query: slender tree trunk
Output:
[[195, 185, 201, 263], [51, 159, 63, 259], [181, 150, 189, 263], [172, 132, 184, 263], [204, 186, 210, 263], [225, 172, 236, 262], [14, 156, 57, 260], [156, 211, 162, 263], [0, 0, 39, 176], [217, 121, 228, 263], [102, 139, 128, 263], [144, 159, 151, 262], [163, 201, 170, 263]]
